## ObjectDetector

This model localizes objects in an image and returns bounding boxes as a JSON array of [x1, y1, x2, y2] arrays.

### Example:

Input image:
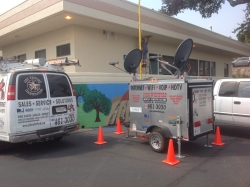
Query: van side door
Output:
[[214, 81, 237, 125], [46, 73, 77, 128], [233, 81, 250, 126], [16, 73, 51, 132]]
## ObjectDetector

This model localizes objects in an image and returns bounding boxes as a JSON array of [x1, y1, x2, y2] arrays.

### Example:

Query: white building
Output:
[[0, 0, 249, 82]]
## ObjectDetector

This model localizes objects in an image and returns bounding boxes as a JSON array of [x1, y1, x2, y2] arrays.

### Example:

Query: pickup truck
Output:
[[214, 79, 250, 127]]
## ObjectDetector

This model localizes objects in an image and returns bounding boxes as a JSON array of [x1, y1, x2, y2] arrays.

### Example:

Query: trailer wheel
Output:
[[149, 131, 166, 153]]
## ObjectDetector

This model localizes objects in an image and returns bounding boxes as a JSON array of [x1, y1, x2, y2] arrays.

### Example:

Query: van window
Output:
[[219, 81, 236, 97], [17, 74, 47, 100], [237, 82, 250, 98], [47, 74, 72, 97]]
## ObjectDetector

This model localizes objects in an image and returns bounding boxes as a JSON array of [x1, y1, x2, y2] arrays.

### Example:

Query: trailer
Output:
[[110, 38, 215, 153]]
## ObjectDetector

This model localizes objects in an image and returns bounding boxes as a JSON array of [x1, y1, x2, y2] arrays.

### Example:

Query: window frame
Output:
[[199, 60, 210, 76], [187, 58, 198, 76], [35, 49, 46, 59], [211, 61, 216, 76], [17, 54, 26, 61], [224, 63, 229, 77], [159, 55, 174, 75], [56, 43, 70, 57]]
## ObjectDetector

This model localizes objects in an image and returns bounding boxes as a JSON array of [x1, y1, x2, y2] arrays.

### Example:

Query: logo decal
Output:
[[24, 76, 43, 96], [68, 104, 75, 112], [17, 108, 24, 113]]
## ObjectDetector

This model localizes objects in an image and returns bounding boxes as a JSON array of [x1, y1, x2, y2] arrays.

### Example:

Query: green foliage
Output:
[[233, 3, 250, 43], [161, 0, 250, 18], [74, 84, 90, 97], [83, 89, 112, 122], [77, 102, 106, 128]]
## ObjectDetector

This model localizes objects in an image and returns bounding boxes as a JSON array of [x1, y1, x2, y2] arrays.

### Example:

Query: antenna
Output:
[[172, 38, 193, 75], [149, 38, 193, 78], [109, 48, 144, 80]]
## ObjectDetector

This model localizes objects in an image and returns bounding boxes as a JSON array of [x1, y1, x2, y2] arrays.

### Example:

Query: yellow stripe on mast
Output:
[[138, 0, 142, 79]]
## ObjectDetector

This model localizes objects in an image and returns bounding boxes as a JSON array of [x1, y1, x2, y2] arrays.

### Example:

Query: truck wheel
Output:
[[149, 131, 166, 153]]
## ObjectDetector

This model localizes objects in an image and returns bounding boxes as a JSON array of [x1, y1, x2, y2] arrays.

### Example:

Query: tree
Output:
[[83, 89, 112, 122], [74, 84, 90, 106], [233, 3, 250, 43], [160, 0, 250, 18]]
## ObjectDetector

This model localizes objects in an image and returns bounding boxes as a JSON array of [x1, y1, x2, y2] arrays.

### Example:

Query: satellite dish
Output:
[[171, 38, 193, 74], [124, 49, 142, 74]]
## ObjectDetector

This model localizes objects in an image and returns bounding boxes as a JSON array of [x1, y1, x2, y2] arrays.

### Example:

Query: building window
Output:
[[211, 62, 216, 76], [149, 53, 158, 74], [56, 44, 70, 57], [187, 59, 198, 76], [199, 60, 210, 76], [17, 54, 26, 61], [35, 49, 46, 59], [159, 55, 174, 75], [224, 63, 229, 77]]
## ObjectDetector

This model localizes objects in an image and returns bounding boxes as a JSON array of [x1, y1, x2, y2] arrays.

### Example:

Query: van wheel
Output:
[[53, 136, 63, 141], [0, 141, 10, 152], [149, 131, 166, 153]]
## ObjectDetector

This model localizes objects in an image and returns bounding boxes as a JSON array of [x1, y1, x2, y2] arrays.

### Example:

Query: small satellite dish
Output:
[[171, 38, 193, 74], [124, 49, 142, 74]]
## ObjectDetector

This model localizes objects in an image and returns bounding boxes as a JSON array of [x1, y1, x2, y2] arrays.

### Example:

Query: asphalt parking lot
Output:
[[0, 125, 250, 187]]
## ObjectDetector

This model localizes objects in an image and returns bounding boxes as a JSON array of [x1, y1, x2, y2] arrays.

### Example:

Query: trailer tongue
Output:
[[110, 38, 215, 153]]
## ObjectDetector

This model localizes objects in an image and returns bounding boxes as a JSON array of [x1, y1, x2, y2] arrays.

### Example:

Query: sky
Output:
[[127, 0, 246, 40], [0, 0, 246, 40]]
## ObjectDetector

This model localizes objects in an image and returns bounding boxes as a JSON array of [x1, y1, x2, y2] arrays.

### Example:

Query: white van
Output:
[[214, 79, 250, 127], [0, 57, 79, 151]]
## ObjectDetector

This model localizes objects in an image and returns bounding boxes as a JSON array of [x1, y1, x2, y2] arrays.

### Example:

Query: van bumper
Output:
[[9, 123, 80, 143]]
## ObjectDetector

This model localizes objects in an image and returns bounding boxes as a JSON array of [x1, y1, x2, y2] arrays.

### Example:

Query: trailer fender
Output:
[[146, 125, 172, 138]]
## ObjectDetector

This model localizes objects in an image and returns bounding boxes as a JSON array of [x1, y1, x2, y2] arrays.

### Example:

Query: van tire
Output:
[[149, 131, 166, 153], [0, 141, 10, 152], [53, 136, 63, 141]]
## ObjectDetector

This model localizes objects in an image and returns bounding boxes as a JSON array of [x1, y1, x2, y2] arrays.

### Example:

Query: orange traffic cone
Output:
[[94, 126, 107, 145], [212, 126, 225, 146], [114, 119, 125, 135], [162, 139, 180, 166]]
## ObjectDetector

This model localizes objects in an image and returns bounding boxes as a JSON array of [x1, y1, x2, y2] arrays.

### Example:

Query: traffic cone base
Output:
[[162, 139, 180, 166], [94, 126, 107, 145], [211, 142, 224, 146], [114, 131, 125, 135], [95, 141, 107, 145], [162, 159, 180, 166], [114, 119, 125, 135], [212, 126, 225, 146]]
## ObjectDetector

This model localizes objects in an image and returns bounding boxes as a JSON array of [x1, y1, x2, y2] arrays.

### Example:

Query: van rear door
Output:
[[15, 73, 51, 132], [0, 74, 8, 141], [45, 73, 77, 128]]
